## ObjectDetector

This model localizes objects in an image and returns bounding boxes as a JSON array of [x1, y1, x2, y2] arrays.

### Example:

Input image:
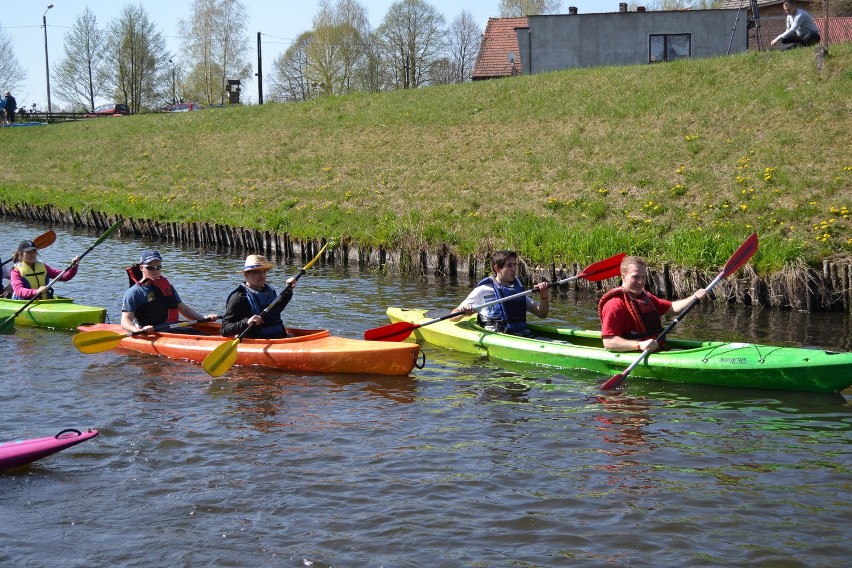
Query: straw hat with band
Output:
[[241, 255, 274, 273]]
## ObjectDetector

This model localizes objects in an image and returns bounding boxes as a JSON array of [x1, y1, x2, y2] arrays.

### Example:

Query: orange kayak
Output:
[[78, 323, 421, 376]]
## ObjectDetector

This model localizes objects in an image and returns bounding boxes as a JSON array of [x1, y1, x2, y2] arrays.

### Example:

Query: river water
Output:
[[1, 219, 850, 567]]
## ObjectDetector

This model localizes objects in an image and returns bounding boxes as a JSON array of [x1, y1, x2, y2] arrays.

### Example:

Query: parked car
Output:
[[164, 102, 202, 112], [83, 103, 130, 118]]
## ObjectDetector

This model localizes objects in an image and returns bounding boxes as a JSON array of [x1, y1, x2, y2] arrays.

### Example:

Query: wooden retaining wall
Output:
[[3, 202, 851, 313]]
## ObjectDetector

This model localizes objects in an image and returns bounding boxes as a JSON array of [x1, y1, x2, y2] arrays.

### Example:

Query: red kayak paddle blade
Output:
[[363, 321, 417, 342], [599, 373, 626, 391], [578, 253, 625, 282]]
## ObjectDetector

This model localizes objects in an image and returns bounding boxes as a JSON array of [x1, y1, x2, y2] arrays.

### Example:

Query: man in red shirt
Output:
[[599, 256, 706, 352]]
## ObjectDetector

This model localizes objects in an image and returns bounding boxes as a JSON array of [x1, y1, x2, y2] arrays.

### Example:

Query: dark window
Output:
[[649, 34, 691, 63]]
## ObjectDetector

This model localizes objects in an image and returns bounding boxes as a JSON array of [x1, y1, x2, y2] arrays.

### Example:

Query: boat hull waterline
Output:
[[78, 323, 420, 376], [386, 307, 852, 393]]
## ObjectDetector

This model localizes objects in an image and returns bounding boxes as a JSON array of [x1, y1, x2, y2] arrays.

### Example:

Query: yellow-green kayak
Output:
[[0, 297, 106, 330], [386, 307, 852, 394]]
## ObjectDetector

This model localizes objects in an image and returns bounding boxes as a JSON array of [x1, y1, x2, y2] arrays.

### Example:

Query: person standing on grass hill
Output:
[[599, 256, 707, 353], [121, 249, 218, 334], [0, 96, 6, 127], [3, 91, 16, 124], [220, 254, 296, 339], [451, 249, 549, 337], [770, 0, 821, 50], [10, 240, 80, 300]]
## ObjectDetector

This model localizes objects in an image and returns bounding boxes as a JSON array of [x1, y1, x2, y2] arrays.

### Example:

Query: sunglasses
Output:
[[142, 264, 163, 271]]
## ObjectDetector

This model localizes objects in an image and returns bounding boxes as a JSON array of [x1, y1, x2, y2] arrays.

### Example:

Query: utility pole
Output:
[[256, 32, 263, 104], [43, 4, 54, 119]]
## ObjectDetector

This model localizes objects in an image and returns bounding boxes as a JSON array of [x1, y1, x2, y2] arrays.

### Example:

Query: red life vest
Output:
[[598, 288, 664, 341]]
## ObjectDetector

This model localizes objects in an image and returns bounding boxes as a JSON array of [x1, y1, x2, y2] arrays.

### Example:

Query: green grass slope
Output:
[[1, 44, 849, 273]]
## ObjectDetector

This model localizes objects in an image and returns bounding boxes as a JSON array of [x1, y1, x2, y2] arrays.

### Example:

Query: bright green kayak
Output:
[[386, 307, 852, 394], [0, 297, 106, 330]]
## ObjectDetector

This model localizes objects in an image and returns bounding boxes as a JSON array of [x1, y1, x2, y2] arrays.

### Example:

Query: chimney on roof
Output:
[[637, 6, 646, 11], [619, 3, 628, 12], [568, 6, 578, 14]]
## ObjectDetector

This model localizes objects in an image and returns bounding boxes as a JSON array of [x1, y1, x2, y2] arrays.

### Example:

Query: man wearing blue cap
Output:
[[121, 249, 218, 334]]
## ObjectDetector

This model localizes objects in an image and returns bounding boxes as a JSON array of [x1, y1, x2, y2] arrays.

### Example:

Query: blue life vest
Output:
[[476, 276, 529, 335], [238, 283, 285, 338]]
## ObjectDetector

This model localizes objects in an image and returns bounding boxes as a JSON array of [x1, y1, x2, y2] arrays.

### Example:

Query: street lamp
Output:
[[43, 3, 54, 119], [169, 59, 176, 104]]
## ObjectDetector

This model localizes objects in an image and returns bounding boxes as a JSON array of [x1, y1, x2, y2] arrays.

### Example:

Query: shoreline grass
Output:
[[1, 44, 849, 276]]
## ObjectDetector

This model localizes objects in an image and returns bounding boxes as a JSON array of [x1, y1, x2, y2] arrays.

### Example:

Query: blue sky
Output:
[[4, 0, 617, 109]]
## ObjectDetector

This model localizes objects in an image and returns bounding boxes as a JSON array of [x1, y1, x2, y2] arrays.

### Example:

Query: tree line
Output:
[[8, 0, 844, 112]]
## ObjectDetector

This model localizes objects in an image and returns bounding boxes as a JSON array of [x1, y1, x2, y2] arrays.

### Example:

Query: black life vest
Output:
[[126, 265, 180, 326], [476, 276, 529, 335], [229, 283, 285, 338]]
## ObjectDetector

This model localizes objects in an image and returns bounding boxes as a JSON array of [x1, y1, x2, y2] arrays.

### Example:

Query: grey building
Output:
[[514, 9, 748, 75]]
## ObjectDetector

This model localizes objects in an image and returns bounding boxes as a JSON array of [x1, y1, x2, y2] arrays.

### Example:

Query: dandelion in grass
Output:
[[684, 134, 699, 141], [763, 167, 775, 182], [676, 165, 686, 174], [598, 187, 609, 196]]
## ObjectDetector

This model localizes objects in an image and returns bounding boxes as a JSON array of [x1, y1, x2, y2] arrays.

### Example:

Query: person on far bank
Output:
[[4, 91, 16, 124], [599, 255, 706, 353], [451, 249, 549, 337], [121, 249, 218, 334], [220, 255, 296, 339], [770, 0, 821, 50], [10, 240, 80, 300]]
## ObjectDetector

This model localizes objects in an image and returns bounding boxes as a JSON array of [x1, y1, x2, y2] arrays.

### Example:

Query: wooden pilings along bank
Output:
[[3, 202, 852, 313]]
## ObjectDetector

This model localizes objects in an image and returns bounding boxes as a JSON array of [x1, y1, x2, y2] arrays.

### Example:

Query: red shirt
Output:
[[600, 290, 671, 339]]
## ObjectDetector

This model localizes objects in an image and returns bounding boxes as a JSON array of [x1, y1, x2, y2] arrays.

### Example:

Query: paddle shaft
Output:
[[364, 252, 626, 342], [202, 242, 331, 377], [0, 222, 121, 334], [74, 318, 218, 353], [608, 272, 724, 382], [235, 268, 308, 341], [599, 233, 758, 390], [415, 272, 578, 329]]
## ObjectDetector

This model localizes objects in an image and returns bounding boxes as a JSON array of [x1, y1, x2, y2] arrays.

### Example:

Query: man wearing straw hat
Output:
[[220, 254, 296, 339]]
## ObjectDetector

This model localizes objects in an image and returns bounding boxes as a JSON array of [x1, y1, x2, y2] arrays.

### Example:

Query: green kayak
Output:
[[386, 307, 852, 394], [0, 297, 107, 330]]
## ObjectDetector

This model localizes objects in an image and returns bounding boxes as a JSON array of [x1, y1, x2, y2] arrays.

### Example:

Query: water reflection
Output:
[[208, 370, 418, 433]]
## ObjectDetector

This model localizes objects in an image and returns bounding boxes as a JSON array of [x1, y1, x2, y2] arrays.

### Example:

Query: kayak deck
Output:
[[386, 307, 852, 393], [0, 297, 106, 330], [79, 322, 421, 376]]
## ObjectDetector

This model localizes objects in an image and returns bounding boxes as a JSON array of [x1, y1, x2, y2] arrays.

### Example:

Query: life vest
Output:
[[598, 288, 664, 341], [126, 265, 180, 326], [12, 261, 52, 300], [227, 284, 285, 338], [476, 276, 529, 335]]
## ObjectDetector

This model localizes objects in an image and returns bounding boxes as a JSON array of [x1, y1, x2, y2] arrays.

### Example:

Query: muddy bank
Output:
[[3, 201, 851, 313]]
